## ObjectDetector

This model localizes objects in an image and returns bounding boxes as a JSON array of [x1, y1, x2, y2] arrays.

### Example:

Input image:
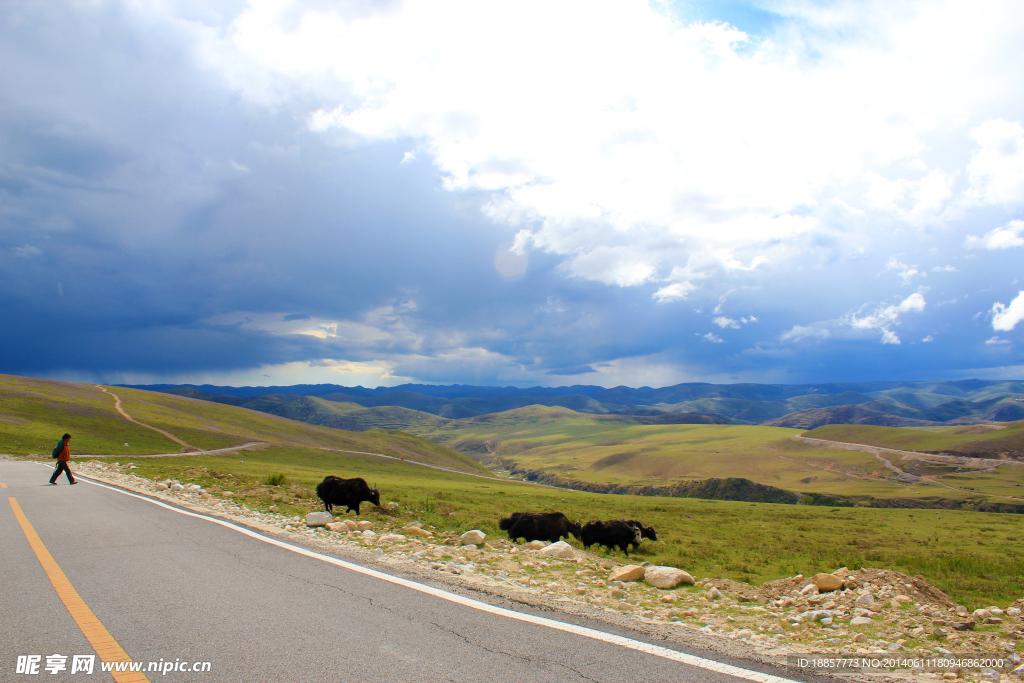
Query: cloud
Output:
[[780, 325, 830, 343], [886, 257, 923, 285], [653, 281, 695, 303], [3, 1, 1024, 388], [986, 336, 1010, 345], [713, 316, 741, 329], [843, 292, 926, 344], [965, 119, 1024, 206], [220, 0, 1024, 293], [921, 335, 933, 342], [992, 291, 1024, 331], [14, 245, 43, 259], [545, 365, 596, 376], [965, 220, 1024, 250]]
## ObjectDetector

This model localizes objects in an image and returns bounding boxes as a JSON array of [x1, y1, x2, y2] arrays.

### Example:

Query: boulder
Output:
[[850, 616, 874, 626], [326, 522, 349, 532], [356, 521, 374, 532], [813, 573, 844, 592], [609, 565, 647, 582], [973, 608, 992, 622], [708, 587, 723, 600], [306, 512, 333, 527], [800, 583, 818, 596], [644, 566, 695, 589], [855, 593, 876, 607], [460, 530, 486, 545], [525, 540, 547, 550], [539, 541, 576, 559]]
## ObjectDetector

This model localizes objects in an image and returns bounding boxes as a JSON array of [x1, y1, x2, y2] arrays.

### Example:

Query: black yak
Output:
[[623, 519, 658, 549], [315, 476, 380, 515], [499, 511, 581, 544], [580, 520, 642, 555]]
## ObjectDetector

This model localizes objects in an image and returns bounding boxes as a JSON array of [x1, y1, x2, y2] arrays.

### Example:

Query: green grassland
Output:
[[89, 445, 1024, 607], [0, 374, 487, 475], [408, 406, 1023, 504], [805, 421, 1024, 456], [5, 374, 1024, 605]]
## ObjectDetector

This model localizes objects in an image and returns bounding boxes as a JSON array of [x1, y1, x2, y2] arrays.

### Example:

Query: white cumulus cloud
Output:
[[653, 281, 695, 303], [992, 291, 1024, 331], [965, 119, 1024, 206], [965, 219, 1024, 250]]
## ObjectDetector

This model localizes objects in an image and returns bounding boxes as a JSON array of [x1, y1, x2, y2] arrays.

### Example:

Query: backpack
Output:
[[51, 439, 64, 459]]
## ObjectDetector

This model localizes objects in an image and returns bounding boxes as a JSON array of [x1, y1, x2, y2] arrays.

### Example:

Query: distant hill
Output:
[[765, 405, 945, 429], [0, 374, 487, 475], [803, 421, 1024, 459], [126, 379, 1024, 430]]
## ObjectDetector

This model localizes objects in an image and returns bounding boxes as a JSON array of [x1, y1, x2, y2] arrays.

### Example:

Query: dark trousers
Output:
[[50, 461, 75, 484]]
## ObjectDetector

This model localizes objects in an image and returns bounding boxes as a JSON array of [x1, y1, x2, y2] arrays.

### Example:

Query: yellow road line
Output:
[[8, 497, 151, 683], [1, 482, 7, 488]]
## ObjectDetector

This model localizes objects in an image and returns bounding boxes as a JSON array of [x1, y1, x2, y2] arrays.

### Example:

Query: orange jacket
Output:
[[58, 440, 70, 462]]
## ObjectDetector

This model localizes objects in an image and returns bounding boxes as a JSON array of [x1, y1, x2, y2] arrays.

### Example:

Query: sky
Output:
[[1, 0, 1023, 389]]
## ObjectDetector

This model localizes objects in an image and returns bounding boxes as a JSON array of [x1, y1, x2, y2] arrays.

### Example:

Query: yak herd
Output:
[[316, 476, 658, 556]]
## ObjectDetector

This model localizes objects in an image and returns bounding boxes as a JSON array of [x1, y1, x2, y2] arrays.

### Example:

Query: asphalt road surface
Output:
[[1, 460, 829, 683]]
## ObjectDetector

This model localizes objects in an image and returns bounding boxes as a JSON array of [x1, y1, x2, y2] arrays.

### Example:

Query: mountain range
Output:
[[123, 379, 1024, 430]]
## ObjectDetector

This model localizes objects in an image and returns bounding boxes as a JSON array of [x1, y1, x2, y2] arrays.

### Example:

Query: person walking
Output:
[[49, 433, 76, 485]]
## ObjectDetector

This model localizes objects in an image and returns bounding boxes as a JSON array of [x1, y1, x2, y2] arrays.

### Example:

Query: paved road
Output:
[[1, 461, 822, 683]]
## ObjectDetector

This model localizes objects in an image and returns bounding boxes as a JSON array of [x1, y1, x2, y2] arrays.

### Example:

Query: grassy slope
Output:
[[0, 375, 487, 475], [118, 445, 1024, 606], [804, 421, 1024, 456], [401, 406, 1024, 504]]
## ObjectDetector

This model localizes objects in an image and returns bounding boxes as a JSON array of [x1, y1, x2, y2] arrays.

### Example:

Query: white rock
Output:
[[306, 512, 333, 527], [361, 530, 377, 539], [356, 521, 374, 532], [170, 483, 184, 491], [850, 616, 874, 626], [708, 587, 723, 599], [460, 530, 486, 545], [377, 534, 407, 545], [610, 565, 646, 582], [342, 519, 358, 531], [539, 541, 576, 559], [800, 583, 818, 596], [855, 593, 875, 606], [733, 629, 754, 639], [644, 566, 694, 589]]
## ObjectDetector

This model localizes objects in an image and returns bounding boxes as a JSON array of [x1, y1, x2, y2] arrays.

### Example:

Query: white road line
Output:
[[54, 466, 801, 683]]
